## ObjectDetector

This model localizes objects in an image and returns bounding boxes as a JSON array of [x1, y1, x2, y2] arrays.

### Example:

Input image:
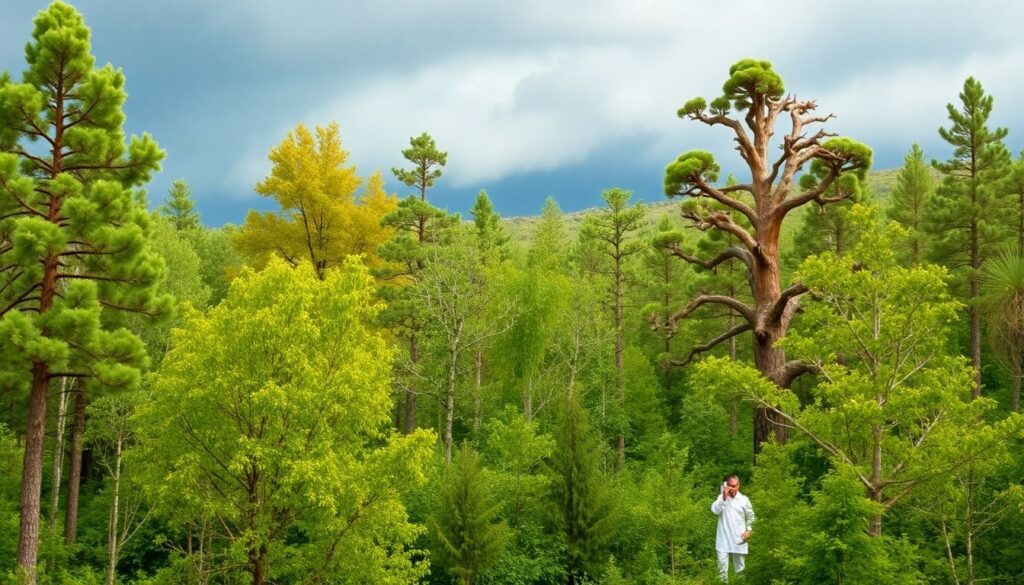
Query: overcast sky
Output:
[[2, 1, 1023, 225]]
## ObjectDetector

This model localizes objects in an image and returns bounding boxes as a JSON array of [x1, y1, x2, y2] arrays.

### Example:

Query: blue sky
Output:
[[2, 1, 1024, 226]]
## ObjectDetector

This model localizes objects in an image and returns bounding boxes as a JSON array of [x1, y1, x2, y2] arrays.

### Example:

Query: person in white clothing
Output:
[[711, 474, 754, 581]]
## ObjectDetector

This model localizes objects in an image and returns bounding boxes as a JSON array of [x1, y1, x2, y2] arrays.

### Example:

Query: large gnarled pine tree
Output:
[[660, 59, 871, 450]]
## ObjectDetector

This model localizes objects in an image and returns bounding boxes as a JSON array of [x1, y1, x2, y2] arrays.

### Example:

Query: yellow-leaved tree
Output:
[[235, 122, 397, 279]]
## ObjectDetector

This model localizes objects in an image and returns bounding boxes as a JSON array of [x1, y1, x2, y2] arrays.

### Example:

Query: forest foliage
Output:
[[0, 3, 1022, 585]]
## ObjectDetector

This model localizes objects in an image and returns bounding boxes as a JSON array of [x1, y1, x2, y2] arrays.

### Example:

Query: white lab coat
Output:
[[711, 492, 755, 554]]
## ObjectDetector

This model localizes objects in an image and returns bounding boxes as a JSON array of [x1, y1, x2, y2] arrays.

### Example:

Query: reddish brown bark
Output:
[[663, 84, 868, 455]]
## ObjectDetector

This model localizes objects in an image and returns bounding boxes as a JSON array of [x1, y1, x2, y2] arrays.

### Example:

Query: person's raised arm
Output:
[[711, 483, 727, 515]]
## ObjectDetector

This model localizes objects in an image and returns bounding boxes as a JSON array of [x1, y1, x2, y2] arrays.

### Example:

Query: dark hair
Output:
[[724, 474, 739, 483]]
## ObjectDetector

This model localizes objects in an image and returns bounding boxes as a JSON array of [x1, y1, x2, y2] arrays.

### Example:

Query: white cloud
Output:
[[220, 0, 1024, 198]]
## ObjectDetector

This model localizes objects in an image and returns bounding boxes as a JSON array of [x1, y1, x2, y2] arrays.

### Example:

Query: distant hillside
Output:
[[500, 167, 934, 247]]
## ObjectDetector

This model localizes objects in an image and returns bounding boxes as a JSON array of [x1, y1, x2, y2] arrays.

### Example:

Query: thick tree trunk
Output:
[[64, 381, 87, 545], [403, 335, 419, 434], [17, 247, 60, 580], [751, 231, 790, 453], [16, 364, 50, 582]]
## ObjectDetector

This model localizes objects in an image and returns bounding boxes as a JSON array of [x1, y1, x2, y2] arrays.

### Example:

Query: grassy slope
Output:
[[501, 167, 928, 248]]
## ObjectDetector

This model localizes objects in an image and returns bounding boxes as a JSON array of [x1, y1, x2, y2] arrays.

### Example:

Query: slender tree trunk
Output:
[[65, 381, 87, 545], [444, 346, 458, 464], [940, 519, 961, 585], [49, 377, 71, 529], [106, 437, 123, 585], [969, 223, 982, 399], [614, 265, 625, 470], [728, 311, 738, 435], [868, 426, 883, 537], [523, 378, 533, 422], [1013, 357, 1021, 413], [473, 348, 483, 434], [404, 335, 419, 434]]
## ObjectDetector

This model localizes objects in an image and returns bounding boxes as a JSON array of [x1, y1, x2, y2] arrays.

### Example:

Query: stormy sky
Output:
[[2, 1, 1023, 225]]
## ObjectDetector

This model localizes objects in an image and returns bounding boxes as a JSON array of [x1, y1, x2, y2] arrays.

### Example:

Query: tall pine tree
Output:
[[886, 144, 934, 265], [924, 77, 1012, 398], [548, 396, 612, 585], [159, 178, 200, 231], [432, 443, 510, 585], [0, 2, 168, 578], [579, 188, 646, 470]]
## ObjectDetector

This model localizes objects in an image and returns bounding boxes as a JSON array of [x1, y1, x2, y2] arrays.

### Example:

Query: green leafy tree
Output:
[[189, 225, 242, 305], [86, 392, 146, 585], [548, 396, 613, 585], [694, 207, 1014, 536], [924, 77, 1013, 398], [529, 197, 569, 273], [886, 144, 934, 265], [134, 260, 433, 584], [158, 179, 200, 232], [798, 469, 889, 585], [432, 443, 510, 585], [416, 227, 512, 463], [0, 2, 167, 577], [663, 59, 871, 451], [580, 188, 646, 469], [479, 407, 563, 584], [468, 190, 510, 430]]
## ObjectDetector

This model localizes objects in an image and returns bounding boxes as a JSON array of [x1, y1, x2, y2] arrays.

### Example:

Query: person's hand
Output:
[[722, 484, 730, 499], [740, 530, 751, 542]]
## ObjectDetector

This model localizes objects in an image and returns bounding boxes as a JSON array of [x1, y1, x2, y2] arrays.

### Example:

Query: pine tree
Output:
[[529, 197, 569, 272], [392, 132, 447, 202], [548, 396, 612, 585], [378, 132, 456, 433], [640, 216, 690, 405], [887, 144, 934, 265], [580, 188, 646, 470], [432, 443, 510, 585], [924, 77, 1013, 398], [159, 179, 200, 231], [1005, 150, 1024, 254], [471, 190, 509, 262], [0, 3, 168, 578]]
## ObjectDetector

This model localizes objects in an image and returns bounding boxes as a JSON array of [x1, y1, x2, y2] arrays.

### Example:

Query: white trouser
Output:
[[716, 550, 745, 581]]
